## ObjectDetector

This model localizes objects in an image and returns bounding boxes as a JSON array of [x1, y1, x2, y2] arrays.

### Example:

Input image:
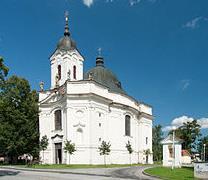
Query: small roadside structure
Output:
[[161, 134, 183, 167], [181, 150, 192, 164]]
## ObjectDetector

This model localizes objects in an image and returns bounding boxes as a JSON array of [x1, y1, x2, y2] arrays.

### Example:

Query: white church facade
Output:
[[39, 14, 153, 165]]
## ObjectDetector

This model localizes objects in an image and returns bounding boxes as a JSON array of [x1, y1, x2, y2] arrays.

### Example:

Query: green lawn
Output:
[[144, 167, 194, 180], [26, 163, 146, 169]]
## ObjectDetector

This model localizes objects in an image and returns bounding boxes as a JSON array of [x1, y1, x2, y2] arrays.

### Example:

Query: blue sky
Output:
[[0, 0, 208, 133]]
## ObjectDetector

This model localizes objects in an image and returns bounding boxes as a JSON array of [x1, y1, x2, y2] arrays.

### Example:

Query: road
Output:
[[0, 166, 158, 180]]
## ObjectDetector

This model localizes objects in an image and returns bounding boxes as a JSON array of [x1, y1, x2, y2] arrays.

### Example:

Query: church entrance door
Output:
[[55, 143, 62, 164]]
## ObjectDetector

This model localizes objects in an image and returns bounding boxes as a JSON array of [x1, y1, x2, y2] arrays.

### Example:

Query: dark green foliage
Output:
[[126, 141, 133, 154], [0, 57, 9, 84], [197, 135, 208, 161], [0, 75, 39, 163], [144, 149, 151, 156], [64, 140, 76, 155], [40, 135, 49, 152], [169, 120, 201, 153], [64, 140, 76, 164], [152, 125, 163, 161], [98, 141, 111, 156]]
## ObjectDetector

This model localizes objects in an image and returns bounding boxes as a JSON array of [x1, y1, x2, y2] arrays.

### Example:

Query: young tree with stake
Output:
[[98, 141, 111, 166], [126, 140, 133, 165], [64, 140, 76, 164], [39, 135, 49, 164]]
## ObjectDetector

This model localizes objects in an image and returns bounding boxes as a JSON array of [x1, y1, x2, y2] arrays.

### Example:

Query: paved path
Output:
[[0, 166, 159, 180]]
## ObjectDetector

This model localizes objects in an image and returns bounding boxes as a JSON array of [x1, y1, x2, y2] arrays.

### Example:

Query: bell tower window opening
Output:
[[73, 65, 76, 79], [58, 65, 61, 80]]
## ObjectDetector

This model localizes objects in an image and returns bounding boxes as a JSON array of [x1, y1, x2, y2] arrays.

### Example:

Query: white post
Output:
[[204, 144, 206, 161]]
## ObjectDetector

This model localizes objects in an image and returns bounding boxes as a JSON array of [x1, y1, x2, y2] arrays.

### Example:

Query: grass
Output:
[[24, 163, 147, 169], [144, 166, 194, 180]]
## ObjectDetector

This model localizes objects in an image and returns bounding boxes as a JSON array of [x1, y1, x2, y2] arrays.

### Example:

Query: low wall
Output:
[[194, 162, 208, 179]]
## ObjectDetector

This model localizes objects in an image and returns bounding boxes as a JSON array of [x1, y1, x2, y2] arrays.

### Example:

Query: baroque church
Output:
[[39, 14, 153, 165]]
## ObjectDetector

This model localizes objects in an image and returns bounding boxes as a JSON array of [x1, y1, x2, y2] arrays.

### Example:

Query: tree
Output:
[[152, 125, 163, 162], [0, 75, 39, 163], [197, 135, 208, 161], [64, 140, 76, 164], [39, 135, 49, 163], [169, 120, 201, 153], [98, 141, 111, 166], [0, 56, 9, 85], [126, 141, 133, 165]]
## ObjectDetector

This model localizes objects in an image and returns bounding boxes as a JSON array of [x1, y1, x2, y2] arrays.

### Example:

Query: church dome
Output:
[[57, 36, 76, 51], [56, 12, 76, 51], [84, 56, 126, 94]]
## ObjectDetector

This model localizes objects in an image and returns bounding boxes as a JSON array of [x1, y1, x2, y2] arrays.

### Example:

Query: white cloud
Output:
[[183, 16, 208, 29], [162, 126, 173, 132], [181, 79, 190, 91], [82, 0, 94, 7], [129, 0, 141, 6], [81, 0, 156, 7], [198, 118, 208, 129], [162, 116, 208, 132]]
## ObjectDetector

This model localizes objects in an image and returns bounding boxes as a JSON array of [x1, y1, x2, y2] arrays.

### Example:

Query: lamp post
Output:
[[172, 126, 176, 170], [204, 144, 206, 161]]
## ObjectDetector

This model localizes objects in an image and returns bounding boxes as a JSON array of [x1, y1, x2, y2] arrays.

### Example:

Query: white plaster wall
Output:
[[50, 50, 84, 89], [39, 80, 153, 165], [163, 144, 181, 167]]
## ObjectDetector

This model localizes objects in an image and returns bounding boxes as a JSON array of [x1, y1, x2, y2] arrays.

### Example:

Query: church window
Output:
[[73, 65, 76, 79], [146, 137, 148, 145], [58, 65, 61, 80], [54, 110, 62, 130], [99, 113, 101, 117], [99, 123, 101, 127], [125, 115, 131, 136], [99, 138, 101, 142]]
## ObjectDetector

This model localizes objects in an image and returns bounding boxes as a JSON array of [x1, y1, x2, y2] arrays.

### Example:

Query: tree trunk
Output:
[[69, 154, 71, 165], [104, 154, 106, 167], [11, 155, 18, 164], [42, 150, 44, 164], [129, 154, 132, 165]]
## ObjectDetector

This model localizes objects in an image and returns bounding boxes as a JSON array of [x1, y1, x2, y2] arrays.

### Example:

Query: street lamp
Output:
[[204, 144, 206, 162], [172, 126, 177, 170]]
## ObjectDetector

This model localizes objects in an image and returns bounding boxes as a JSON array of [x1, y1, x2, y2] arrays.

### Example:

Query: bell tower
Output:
[[50, 12, 84, 89]]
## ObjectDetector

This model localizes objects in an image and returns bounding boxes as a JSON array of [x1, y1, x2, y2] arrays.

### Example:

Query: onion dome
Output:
[[84, 56, 126, 94], [56, 12, 76, 51]]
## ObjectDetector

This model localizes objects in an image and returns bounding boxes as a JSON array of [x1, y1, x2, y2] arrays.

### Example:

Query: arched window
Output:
[[58, 65, 61, 80], [73, 65, 76, 79], [125, 115, 131, 136], [54, 110, 62, 130]]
